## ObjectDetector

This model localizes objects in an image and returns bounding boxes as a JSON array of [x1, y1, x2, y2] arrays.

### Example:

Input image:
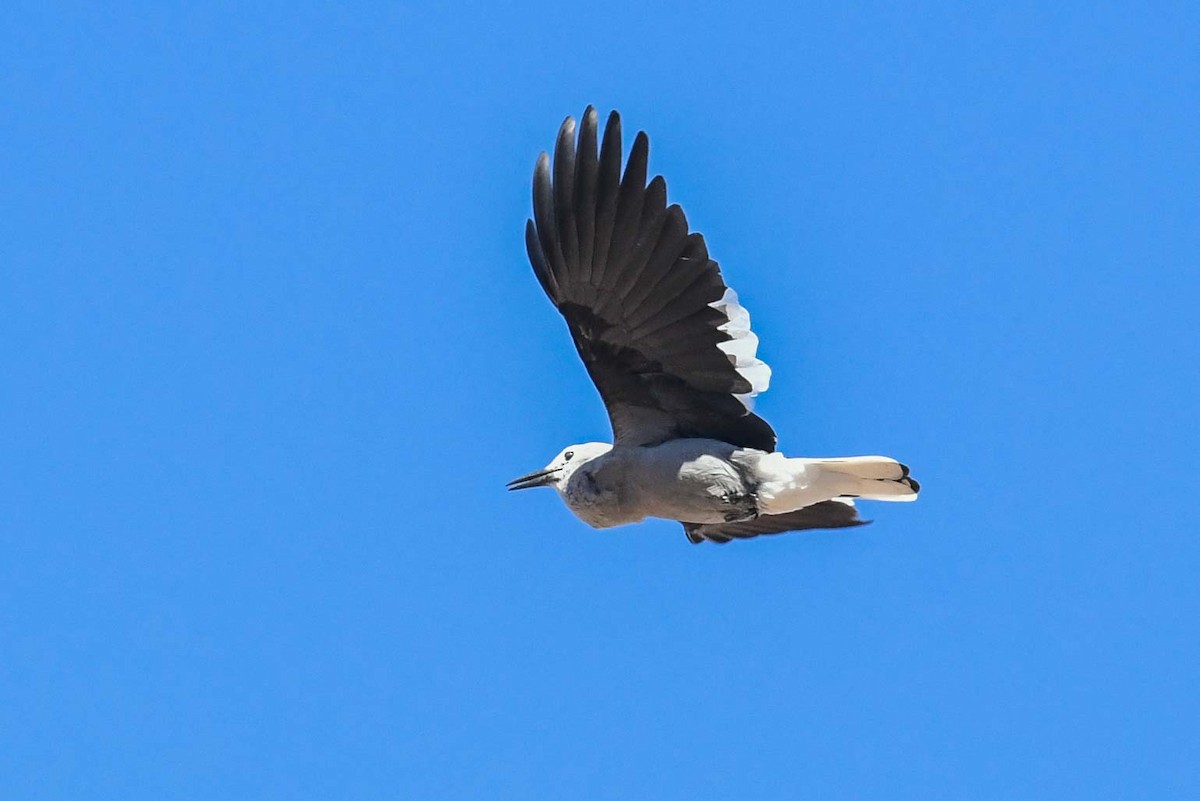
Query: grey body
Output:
[[563, 439, 760, 528]]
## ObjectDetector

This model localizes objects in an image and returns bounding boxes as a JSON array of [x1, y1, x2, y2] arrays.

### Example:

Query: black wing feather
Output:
[[683, 502, 869, 544], [553, 119, 579, 274], [590, 111, 623, 285], [573, 111, 598, 284], [526, 108, 775, 450]]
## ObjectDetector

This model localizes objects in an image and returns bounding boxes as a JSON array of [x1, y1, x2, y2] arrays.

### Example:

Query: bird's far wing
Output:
[[681, 500, 869, 544], [525, 108, 776, 451]]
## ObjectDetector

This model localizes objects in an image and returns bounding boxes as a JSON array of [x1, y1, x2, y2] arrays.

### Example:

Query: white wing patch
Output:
[[710, 288, 772, 408]]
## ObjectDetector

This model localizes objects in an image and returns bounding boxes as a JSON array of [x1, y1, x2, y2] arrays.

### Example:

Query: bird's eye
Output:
[[564, 451, 574, 460]]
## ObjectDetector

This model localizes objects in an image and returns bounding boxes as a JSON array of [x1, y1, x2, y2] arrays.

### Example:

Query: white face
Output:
[[546, 442, 612, 478], [508, 442, 612, 492]]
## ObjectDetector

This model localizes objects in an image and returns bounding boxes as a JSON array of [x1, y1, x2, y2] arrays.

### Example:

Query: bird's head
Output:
[[506, 442, 612, 491]]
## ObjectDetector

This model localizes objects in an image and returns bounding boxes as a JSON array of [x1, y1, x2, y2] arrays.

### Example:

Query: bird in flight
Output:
[[508, 108, 919, 543]]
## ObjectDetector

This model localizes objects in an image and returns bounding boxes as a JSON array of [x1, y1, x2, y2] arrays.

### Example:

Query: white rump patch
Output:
[[710, 288, 772, 408]]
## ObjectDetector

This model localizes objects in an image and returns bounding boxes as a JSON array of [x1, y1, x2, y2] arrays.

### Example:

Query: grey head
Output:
[[506, 442, 612, 491]]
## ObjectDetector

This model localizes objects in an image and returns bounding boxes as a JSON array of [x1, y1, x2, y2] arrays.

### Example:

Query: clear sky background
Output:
[[3, 2, 1198, 799]]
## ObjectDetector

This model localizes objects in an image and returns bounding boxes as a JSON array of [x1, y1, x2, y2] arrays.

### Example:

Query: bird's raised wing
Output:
[[682, 501, 869, 544], [525, 108, 775, 450]]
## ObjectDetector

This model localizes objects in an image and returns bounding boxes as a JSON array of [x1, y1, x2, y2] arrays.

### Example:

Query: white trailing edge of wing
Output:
[[710, 288, 772, 408]]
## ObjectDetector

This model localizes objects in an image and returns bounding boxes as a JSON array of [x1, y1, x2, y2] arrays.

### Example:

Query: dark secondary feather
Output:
[[682, 501, 869, 544], [525, 108, 776, 451]]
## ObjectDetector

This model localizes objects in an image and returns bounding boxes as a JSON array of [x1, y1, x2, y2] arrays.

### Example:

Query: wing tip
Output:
[[557, 114, 577, 143], [631, 130, 650, 158]]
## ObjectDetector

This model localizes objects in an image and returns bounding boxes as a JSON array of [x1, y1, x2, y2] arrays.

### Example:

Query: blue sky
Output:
[[3, 2, 1198, 798]]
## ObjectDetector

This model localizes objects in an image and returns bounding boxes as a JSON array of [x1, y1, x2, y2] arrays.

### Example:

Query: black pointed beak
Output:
[[506, 467, 558, 491]]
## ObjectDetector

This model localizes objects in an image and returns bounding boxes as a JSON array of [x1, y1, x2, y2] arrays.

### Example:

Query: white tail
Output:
[[808, 456, 919, 502], [754, 453, 920, 515]]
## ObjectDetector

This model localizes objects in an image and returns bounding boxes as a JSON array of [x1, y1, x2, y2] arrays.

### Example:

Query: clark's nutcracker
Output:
[[508, 108, 919, 543]]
